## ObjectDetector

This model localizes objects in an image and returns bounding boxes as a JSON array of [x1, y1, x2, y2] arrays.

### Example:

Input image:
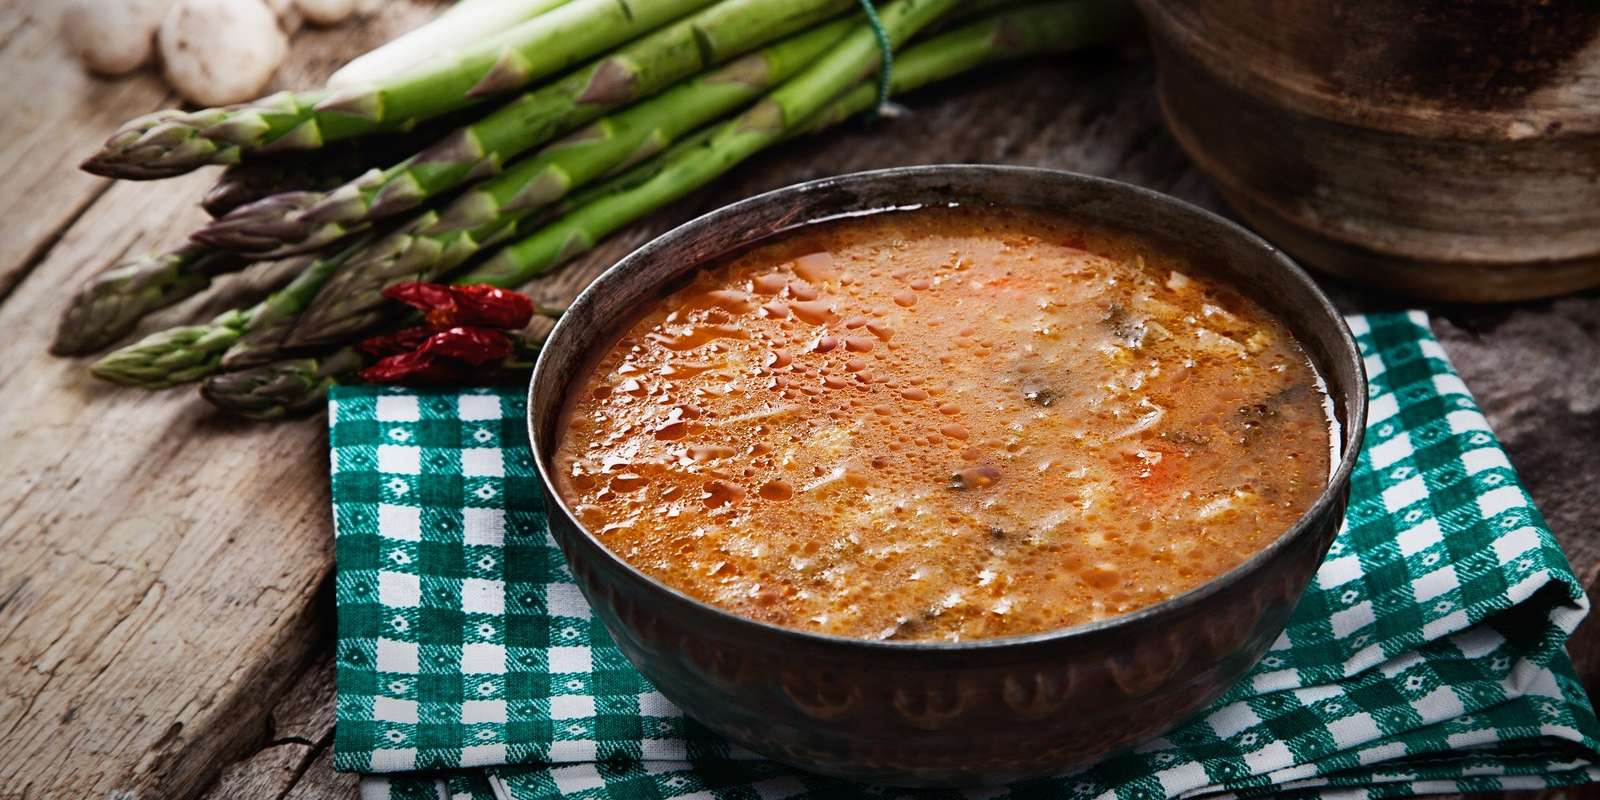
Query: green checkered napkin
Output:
[[330, 312, 1600, 800]]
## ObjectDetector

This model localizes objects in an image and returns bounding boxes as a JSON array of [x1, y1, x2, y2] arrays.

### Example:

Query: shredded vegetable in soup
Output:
[[554, 206, 1333, 641]]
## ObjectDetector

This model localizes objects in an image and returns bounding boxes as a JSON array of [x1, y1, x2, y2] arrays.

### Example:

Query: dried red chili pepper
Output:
[[357, 326, 431, 359], [359, 351, 471, 386], [416, 326, 514, 366], [382, 282, 534, 330], [444, 285, 535, 330], [361, 287, 532, 386], [382, 282, 459, 314]]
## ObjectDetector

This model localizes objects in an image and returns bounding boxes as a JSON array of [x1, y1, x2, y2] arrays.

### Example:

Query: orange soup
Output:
[[554, 206, 1332, 641]]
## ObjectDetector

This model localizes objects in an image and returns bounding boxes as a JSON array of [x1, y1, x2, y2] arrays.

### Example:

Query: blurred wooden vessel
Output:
[[1137, 1, 1600, 302]]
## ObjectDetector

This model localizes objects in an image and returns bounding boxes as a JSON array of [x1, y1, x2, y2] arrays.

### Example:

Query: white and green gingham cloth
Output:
[[329, 312, 1600, 799]]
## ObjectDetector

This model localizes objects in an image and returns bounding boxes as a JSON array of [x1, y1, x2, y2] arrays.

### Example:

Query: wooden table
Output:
[[2, 3, 1596, 798]]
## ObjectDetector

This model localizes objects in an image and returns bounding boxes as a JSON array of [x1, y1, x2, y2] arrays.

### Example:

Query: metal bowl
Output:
[[527, 165, 1367, 786]]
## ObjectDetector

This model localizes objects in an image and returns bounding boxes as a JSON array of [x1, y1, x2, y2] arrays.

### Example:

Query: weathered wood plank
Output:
[[283, 744, 362, 800], [0, 1, 172, 301], [201, 647, 354, 800], [0, 5, 443, 800]]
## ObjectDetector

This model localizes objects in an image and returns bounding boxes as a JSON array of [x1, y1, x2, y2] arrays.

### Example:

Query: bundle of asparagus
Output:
[[60, 0, 1131, 419]]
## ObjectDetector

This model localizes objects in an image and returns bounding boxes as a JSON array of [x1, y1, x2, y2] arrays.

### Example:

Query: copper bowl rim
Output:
[[527, 164, 1368, 654]]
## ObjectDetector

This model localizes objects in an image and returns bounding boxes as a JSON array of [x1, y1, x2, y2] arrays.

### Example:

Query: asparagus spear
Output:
[[55, 106, 494, 353], [52, 244, 251, 356], [327, 0, 573, 88], [198, 1, 1130, 418], [196, 0, 858, 257], [290, 0, 1110, 345], [468, 0, 963, 286], [80, 0, 719, 180], [200, 349, 367, 420], [204, 148, 371, 221], [218, 300, 312, 369], [200, 110, 493, 218], [200, 330, 558, 418], [282, 0, 956, 346], [204, 163, 350, 221], [800, 0, 1134, 133], [195, 125, 697, 416], [278, 18, 856, 348], [475, 0, 1129, 285], [89, 243, 360, 388]]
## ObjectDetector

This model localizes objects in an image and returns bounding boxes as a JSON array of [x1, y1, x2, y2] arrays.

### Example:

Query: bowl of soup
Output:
[[528, 166, 1366, 786]]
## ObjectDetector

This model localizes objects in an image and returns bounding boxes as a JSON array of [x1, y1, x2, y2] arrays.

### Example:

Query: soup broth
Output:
[[554, 206, 1332, 641]]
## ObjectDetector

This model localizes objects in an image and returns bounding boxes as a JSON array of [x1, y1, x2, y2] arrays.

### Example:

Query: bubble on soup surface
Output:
[[759, 480, 794, 501], [702, 480, 746, 507], [687, 445, 736, 461], [793, 252, 837, 283], [753, 273, 787, 294], [791, 300, 836, 325], [609, 473, 649, 492], [949, 464, 1001, 491], [654, 421, 690, 441]]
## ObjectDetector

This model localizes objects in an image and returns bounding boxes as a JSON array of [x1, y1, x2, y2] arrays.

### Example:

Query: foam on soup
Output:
[[554, 205, 1332, 641]]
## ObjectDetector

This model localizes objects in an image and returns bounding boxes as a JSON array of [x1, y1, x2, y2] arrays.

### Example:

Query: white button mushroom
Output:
[[61, 0, 175, 76], [158, 0, 288, 106]]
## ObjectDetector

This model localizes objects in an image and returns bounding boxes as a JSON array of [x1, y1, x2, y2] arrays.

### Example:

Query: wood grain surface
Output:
[[0, 1, 1595, 799]]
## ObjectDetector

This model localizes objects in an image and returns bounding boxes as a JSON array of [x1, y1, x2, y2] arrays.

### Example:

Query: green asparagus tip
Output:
[[81, 109, 237, 180], [87, 311, 247, 389], [199, 348, 365, 419], [200, 360, 321, 419], [192, 192, 325, 254]]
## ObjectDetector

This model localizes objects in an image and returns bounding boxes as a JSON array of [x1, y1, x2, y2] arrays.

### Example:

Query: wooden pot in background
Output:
[[1137, 1, 1600, 302]]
